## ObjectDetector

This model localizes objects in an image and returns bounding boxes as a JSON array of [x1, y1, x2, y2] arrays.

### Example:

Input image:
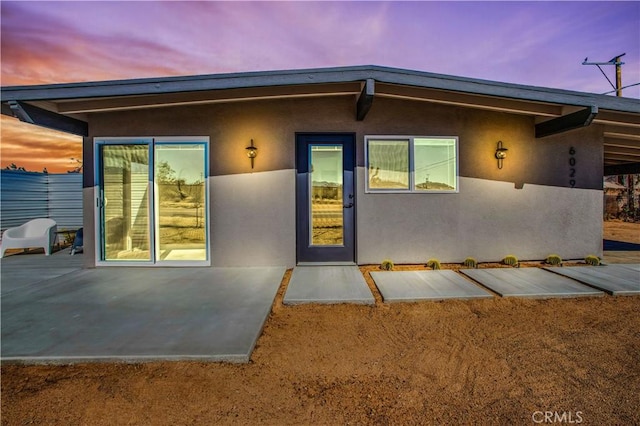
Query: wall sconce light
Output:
[[246, 139, 258, 169], [495, 141, 508, 169]]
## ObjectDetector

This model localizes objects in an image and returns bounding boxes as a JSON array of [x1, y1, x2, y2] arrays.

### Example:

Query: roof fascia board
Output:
[[365, 67, 640, 114], [0, 67, 374, 101], [2, 65, 639, 114]]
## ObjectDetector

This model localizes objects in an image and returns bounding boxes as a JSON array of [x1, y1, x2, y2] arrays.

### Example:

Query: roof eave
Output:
[[2, 65, 639, 114]]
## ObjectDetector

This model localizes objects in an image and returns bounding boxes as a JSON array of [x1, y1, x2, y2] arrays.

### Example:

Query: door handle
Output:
[[344, 193, 354, 208]]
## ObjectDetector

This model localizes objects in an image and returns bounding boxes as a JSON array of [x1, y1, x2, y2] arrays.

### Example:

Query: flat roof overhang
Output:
[[2, 65, 639, 172]]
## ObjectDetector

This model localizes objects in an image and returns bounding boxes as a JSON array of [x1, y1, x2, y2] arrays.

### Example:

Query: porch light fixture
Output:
[[246, 139, 258, 169], [495, 141, 508, 169]]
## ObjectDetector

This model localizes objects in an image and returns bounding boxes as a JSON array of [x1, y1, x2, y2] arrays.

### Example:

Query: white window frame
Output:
[[365, 135, 459, 194]]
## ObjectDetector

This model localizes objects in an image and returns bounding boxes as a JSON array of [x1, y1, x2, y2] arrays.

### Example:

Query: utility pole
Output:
[[583, 53, 634, 219], [614, 54, 624, 97], [582, 53, 626, 96]]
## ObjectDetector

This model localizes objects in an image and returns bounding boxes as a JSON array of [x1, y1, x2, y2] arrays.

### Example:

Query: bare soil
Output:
[[604, 220, 640, 244], [2, 268, 639, 425]]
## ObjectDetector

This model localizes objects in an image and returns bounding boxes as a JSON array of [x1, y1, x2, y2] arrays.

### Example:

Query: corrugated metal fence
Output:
[[1, 170, 83, 231]]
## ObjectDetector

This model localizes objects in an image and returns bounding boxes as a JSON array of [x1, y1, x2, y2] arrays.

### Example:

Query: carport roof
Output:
[[2, 65, 639, 172]]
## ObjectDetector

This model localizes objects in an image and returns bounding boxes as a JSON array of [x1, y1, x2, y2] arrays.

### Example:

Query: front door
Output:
[[296, 133, 355, 263]]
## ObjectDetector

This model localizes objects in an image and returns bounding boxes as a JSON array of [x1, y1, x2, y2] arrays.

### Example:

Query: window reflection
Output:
[[310, 145, 344, 246], [155, 144, 207, 261], [367, 140, 409, 189]]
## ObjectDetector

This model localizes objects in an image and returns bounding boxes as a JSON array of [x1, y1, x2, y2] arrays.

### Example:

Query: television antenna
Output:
[[582, 53, 625, 96]]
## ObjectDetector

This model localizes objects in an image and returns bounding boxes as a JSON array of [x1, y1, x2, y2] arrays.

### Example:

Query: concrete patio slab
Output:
[[1, 262, 285, 363], [615, 263, 640, 272], [370, 270, 493, 302], [543, 265, 640, 296], [0, 250, 84, 293], [460, 268, 604, 298], [284, 266, 374, 305]]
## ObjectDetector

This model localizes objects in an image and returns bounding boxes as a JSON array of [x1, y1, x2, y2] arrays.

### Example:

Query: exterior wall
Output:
[[357, 174, 602, 263], [83, 95, 604, 267], [211, 170, 295, 266]]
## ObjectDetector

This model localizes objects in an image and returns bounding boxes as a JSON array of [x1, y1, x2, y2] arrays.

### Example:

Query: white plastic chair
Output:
[[0, 218, 57, 258]]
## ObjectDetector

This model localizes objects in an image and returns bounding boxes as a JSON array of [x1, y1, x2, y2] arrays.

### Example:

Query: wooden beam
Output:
[[356, 79, 374, 121], [57, 82, 361, 114], [376, 83, 563, 117], [8, 101, 88, 136], [1, 102, 14, 117], [604, 146, 640, 157], [605, 162, 640, 175], [535, 106, 598, 138]]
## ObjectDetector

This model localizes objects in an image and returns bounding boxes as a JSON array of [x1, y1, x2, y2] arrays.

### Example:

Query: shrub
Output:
[[585, 255, 601, 266], [545, 254, 563, 266], [463, 257, 478, 269], [502, 255, 519, 267], [426, 259, 441, 270], [380, 259, 394, 271]]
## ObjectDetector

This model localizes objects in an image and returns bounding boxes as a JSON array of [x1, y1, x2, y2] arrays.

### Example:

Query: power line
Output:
[[601, 82, 640, 95]]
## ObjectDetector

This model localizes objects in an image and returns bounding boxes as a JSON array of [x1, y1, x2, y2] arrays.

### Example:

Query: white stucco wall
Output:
[[356, 169, 603, 264], [83, 187, 96, 269], [210, 169, 296, 267], [84, 96, 605, 268]]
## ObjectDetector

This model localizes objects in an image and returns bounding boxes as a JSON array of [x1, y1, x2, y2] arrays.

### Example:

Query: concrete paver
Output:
[[543, 265, 640, 295], [1, 255, 285, 363], [371, 270, 493, 302], [460, 268, 604, 298], [284, 266, 374, 305]]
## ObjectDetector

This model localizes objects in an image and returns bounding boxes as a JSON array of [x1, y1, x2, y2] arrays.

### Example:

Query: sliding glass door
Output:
[[96, 138, 209, 265], [154, 143, 207, 262]]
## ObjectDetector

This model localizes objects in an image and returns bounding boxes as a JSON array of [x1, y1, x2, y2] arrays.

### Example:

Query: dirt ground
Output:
[[604, 220, 640, 244], [2, 267, 639, 425]]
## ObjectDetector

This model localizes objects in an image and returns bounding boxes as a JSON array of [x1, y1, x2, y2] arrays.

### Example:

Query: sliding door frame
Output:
[[94, 137, 210, 267]]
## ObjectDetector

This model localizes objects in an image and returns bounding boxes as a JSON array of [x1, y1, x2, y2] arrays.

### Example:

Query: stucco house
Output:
[[2, 66, 639, 268]]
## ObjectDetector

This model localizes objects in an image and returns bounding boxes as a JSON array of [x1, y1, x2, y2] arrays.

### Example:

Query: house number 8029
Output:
[[569, 147, 576, 188]]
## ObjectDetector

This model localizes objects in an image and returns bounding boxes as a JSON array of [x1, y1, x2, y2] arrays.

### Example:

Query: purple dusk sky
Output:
[[1, 1, 638, 172]]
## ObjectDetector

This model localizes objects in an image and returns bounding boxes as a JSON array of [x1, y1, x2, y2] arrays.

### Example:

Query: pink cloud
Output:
[[0, 1, 637, 172]]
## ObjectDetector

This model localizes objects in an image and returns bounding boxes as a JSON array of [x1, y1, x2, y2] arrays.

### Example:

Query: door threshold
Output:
[[296, 262, 357, 266]]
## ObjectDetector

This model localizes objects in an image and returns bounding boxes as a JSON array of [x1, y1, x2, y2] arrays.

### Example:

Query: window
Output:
[[365, 136, 458, 193]]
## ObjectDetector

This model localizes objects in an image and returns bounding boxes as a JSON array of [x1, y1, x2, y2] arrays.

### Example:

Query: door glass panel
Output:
[[154, 143, 207, 261], [101, 144, 151, 261], [310, 145, 343, 246]]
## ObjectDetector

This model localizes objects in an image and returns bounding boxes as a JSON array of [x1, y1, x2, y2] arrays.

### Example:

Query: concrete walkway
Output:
[[544, 265, 640, 295], [284, 266, 375, 305], [371, 270, 493, 302], [460, 268, 604, 298], [1, 252, 284, 363]]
